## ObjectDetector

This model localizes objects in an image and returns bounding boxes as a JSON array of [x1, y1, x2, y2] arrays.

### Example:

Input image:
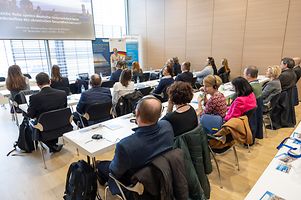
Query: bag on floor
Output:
[[64, 160, 101, 200], [7, 117, 35, 156]]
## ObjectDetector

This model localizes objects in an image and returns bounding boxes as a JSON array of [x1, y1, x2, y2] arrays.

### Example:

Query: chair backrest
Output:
[[150, 72, 159, 80], [23, 73, 31, 79], [137, 86, 153, 96], [219, 72, 230, 83], [14, 90, 39, 105], [83, 101, 112, 122], [114, 90, 143, 116], [0, 77, 5, 82], [142, 72, 150, 82], [57, 87, 71, 96], [78, 73, 89, 81], [243, 107, 257, 120], [200, 114, 223, 134], [36, 107, 73, 141], [243, 107, 257, 139], [101, 80, 115, 88]]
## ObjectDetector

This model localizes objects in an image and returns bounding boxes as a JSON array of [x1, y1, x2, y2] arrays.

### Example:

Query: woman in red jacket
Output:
[[224, 77, 256, 121]]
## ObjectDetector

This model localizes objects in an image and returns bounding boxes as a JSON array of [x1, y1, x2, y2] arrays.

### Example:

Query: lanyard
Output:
[[277, 137, 301, 158]]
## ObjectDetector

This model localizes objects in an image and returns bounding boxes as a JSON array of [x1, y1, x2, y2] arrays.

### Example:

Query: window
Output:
[[0, 0, 127, 79]]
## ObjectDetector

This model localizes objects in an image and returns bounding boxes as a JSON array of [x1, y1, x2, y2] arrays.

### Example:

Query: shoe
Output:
[[49, 144, 63, 153]]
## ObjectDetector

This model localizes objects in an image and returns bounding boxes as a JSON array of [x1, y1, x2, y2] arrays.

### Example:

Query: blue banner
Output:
[[92, 38, 111, 76], [126, 41, 139, 68]]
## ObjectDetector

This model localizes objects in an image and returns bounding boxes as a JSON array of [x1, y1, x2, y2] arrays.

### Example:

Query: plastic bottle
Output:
[[137, 76, 140, 83], [81, 85, 85, 93]]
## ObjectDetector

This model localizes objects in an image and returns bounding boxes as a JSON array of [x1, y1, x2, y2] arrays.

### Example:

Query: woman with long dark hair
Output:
[[6, 65, 30, 99]]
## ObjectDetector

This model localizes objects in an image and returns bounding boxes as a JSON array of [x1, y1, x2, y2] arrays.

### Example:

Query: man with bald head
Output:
[[97, 95, 174, 195], [74, 74, 112, 126]]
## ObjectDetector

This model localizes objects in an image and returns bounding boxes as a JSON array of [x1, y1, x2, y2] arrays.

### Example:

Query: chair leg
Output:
[[247, 144, 251, 153], [39, 141, 47, 169], [104, 186, 109, 200], [209, 147, 222, 188], [233, 146, 239, 171], [76, 148, 79, 156], [269, 115, 274, 130]]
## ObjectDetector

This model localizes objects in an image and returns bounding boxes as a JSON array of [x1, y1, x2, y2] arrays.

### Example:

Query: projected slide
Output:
[[0, 0, 95, 39]]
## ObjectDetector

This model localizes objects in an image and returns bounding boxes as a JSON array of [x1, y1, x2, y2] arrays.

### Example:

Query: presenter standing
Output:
[[110, 48, 123, 72]]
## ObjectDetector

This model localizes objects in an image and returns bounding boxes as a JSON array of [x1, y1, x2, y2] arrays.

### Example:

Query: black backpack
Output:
[[64, 160, 100, 200], [7, 117, 35, 156]]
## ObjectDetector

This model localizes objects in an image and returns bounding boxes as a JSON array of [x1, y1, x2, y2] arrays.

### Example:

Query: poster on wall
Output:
[[92, 38, 111, 76], [126, 38, 139, 68], [109, 38, 126, 70]]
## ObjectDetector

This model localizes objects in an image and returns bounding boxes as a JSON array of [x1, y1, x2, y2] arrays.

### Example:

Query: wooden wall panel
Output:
[[146, 0, 165, 69], [212, 0, 247, 78], [164, 0, 186, 63], [186, 0, 214, 71], [282, 0, 301, 99], [127, 0, 148, 68], [242, 0, 289, 74]]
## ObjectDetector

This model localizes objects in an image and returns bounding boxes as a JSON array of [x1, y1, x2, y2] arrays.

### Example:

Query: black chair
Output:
[[101, 80, 115, 88], [219, 72, 230, 83], [11, 90, 39, 127], [150, 72, 160, 80], [78, 101, 112, 128], [32, 107, 73, 168], [142, 72, 150, 82], [243, 107, 257, 151], [57, 87, 71, 96], [270, 88, 296, 129], [23, 73, 32, 79], [0, 77, 5, 82], [78, 73, 89, 81], [137, 86, 153, 96], [114, 91, 143, 117]]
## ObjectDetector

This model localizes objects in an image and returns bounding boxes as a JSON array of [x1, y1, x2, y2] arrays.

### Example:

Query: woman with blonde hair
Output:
[[6, 65, 30, 100], [218, 58, 231, 83], [262, 65, 282, 104], [197, 75, 227, 118], [132, 61, 143, 83]]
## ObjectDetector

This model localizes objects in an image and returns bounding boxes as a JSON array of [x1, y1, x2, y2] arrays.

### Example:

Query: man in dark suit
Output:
[[73, 74, 112, 126], [97, 95, 174, 195], [27, 72, 67, 153], [109, 61, 124, 83], [279, 57, 297, 91], [175, 61, 194, 84]]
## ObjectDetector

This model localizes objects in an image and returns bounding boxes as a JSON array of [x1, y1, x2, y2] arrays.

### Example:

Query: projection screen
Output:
[[0, 0, 95, 40]]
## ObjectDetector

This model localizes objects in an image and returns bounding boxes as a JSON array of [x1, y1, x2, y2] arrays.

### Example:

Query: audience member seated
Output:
[[279, 57, 297, 91], [131, 61, 144, 83], [162, 82, 198, 137], [152, 64, 174, 101], [97, 95, 174, 196], [262, 65, 282, 105], [196, 75, 227, 118], [224, 77, 256, 121], [110, 61, 125, 83], [73, 74, 112, 127], [175, 61, 194, 84], [112, 69, 135, 107], [244, 65, 264, 139], [293, 57, 301, 82], [217, 58, 231, 83], [50, 65, 70, 94], [6, 65, 30, 100], [172, 56, 182, 76], [27, 72, 67, 153], [244, 65, 262, 98], [293, 57, 301, 105], [195, 57, 216, 84]]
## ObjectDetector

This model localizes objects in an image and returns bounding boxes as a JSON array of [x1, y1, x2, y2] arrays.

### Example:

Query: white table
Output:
[[63, 113, 137, 165], [0, 85, 40, 98], [245, 122, 301, 200]]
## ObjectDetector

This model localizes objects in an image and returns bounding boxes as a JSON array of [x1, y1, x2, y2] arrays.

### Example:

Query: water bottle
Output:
[[137, 76, 140, 83], [81, 85, 85, 93]]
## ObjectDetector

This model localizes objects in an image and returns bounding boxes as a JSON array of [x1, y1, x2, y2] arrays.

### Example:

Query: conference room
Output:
[[0, 0, 301, 199]]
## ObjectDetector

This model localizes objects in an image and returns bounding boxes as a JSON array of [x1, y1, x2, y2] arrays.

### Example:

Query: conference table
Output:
[[62, 86, 235, 166], [245, 122, 301, 200]]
